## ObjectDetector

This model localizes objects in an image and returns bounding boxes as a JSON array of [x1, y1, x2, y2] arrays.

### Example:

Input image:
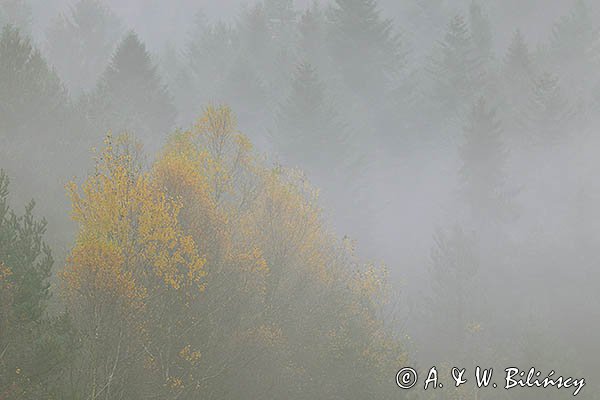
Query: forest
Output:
[[1, 0, 599, 399]]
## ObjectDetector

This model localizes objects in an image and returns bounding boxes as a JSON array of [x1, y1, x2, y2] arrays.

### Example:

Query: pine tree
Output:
[[459, 98, 511, 223], [45, 0, 124, 97], [87, 32, 176, 152], [0, 170, 74, 399], [328, 0, 403, 99]]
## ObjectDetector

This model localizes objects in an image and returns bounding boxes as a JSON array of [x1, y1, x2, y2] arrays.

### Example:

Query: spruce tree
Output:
[[0, 26, 68, 141], [521, 72, 573, 146], [182, 12, 236, 123], [428, 15, 483, 120], [459, 98, 511, 223], [502, 30, 535, 121], [88, 32, 176, 152], [328, 0, 403, 99], [468, 1, 493, 64], [45, 0, 123, 97], [273, 62, 347, 174], [298, 1, 329, 74]]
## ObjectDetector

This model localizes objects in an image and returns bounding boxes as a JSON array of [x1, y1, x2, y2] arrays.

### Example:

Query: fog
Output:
[[1, 0, 599, 399]]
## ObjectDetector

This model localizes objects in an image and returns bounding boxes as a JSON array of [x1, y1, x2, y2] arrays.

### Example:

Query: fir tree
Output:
[[45, 0, 124, 97]]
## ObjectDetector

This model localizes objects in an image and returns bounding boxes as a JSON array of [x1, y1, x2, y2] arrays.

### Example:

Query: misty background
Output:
[[1, 0, 599, 398]]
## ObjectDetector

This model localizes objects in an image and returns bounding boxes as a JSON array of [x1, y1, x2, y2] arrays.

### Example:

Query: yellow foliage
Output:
[[63, 133, 206, 307]]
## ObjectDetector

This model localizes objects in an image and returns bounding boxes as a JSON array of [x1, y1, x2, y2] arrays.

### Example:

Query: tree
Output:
[[328, 0, 404, 99], [502, 29, 535, 109], [425, 226, 481, 365], [459, 98, 512, 224], [62, 134, 206, 399], [298, 1, 330, 74], [428, 15, 483, 120], [468, 1, 493, 65], [0, 25, 78, 232], [86, 32, 176, 154], [62, 106, 408, 400], [0, 26, 68, 142], [273, 63, 347, 174], [45, 0, 124, 97], [0, 170, 74, 399], [0, 0, 31, 33], [547, 0, 597, 90], [177, 11, 237, 126], [521, 72, 573, 146]]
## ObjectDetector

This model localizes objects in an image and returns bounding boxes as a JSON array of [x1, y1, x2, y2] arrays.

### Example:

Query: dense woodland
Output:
[[1, 0, 599, 399]]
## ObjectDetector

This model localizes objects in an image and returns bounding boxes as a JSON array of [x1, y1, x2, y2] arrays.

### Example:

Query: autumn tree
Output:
[[63, 105, 407, 400], [62, 135, 206, 399]]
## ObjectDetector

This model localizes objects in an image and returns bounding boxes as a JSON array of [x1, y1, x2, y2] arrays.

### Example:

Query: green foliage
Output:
[[0, 170, 75, 400]]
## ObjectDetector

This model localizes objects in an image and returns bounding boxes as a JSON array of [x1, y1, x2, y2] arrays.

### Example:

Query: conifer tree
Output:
[[0, 171, 74, 399], [502, 30, 535, 120], [298, 1, 329, 74], [459, 98, 511, 223], [45, 0, 123, 96], [0, 26, 68, 141], [428, 15, 483, 119], [521, 72, 573, 146], [273, 62, 347, 175], [0, 0, 31, 33], [87, 32, 176, 152], [468, 0, 493, 64], [548, 0, 597, 83], [328, 0, 403, 99]]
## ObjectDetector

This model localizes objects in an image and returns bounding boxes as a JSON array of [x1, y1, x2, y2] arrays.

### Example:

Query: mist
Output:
[[1, 0, 599, 399]]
